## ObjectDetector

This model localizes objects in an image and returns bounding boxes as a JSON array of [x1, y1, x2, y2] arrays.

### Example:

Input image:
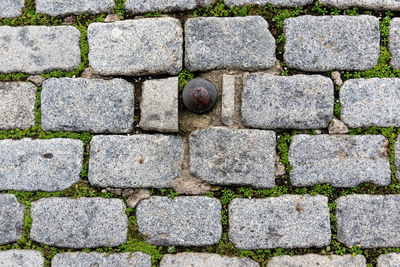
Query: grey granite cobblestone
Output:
[[377, 253, 400, 267], [0, 0, 24, 18], [225, 0, 313, 7], [320, 0, 400, 10], [126, 0, 214, 14], [0, 194, 25, 245], [36, 0, 114, 16], [0, 250, 44, 267], [267, 254, 367, 267], [160, 253, 259, 267], [137, 196, 222, 246], [389, 18, 400, 69], [30, 197, 128, 248]]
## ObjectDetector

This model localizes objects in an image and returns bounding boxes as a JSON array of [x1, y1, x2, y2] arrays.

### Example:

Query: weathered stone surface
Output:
[[331, 71, 343, 86], [126, 0, 214, 14], [242, 73, 334, 129], [88, 18, 183, 76], [0, 138, 83, 191], [30, 197, 128, 248], [160, 253, 259, 267], [389, 18, 400, 69], [126, 189, 151, 208], [89, 135, 183, 188], [395, 139, 400, 181], [0, 0, 24, 18], [0, 26, 81, 74], [0, 82, 36, 130], [377, 253, 400, 267], [36, 0, 114, 16], [221, 74, 236, 126], [289, 135, 391, 187], [0, 194, 24, 245], [284, 15, 380, 71], [27, 75, 45, 86], [185, 16, 276, 72], [189, 127, 276, 188], [52, 252, 151, 267], [328, 118, 349, 134], [140, 77, 178, 133], [0, 250, 44, 267], [41, 78, 135, 133], [336, 195, 400, 248], [268, 254, 367, 267], [137, 196, 222, 246], [225, 0, 313, 7], [320, 0, 400, 10], [229, 195, 331, 249], [340, 79, 400, 127]]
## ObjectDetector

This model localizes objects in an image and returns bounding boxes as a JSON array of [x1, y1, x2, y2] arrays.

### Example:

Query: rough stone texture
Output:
[[336, 195, 400, 248], [172, 176, 212, 195], [328, 118, 349, 134], [185, 16, 276, 72], [320, 0, 400, 10], [267, 254, 367, 267], [221, 74, 236, 126], [89, 135, 183, 188], [0, 0, 24, 18], [160, 253, 259, 267], [289, 135, 391, 187], [36, 0, 115, 16], [0, 194, 24, 245], [27, 75, 45, 86], [136, 196, 222, 246], [0, 250, 45, 267], [284, 15, 380, 71], [126, 189, 151, 208], [41, 78, 135, 133], [126, 0, 214, 14], [0, 82, 36, 130], [52, 252, 151, 267], [140, 77, 178, 133], [30, 197, 128, 248], [396, 139, 400, 181], [331, 71, 343, 86], [189, 127, 276, 188], [242, 73, 334, 129], [389, 18, 400, 69], [0, 138, 83, 191], [0, 26, 81, 74], [377, 253, 400, 267], [229, 195, 331, 249], [225, 0, 313, 7], [340, 78, 400, 127], [88, 18, 183, 76]]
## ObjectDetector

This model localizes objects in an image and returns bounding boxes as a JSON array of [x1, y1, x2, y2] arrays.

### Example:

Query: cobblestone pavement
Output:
[[3, 0, 400, 266]]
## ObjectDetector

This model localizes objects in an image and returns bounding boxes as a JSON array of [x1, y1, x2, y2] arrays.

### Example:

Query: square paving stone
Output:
[[0, 194, 25, 245], [267, 254, 366, 267], [126, 0, 214, 14], [0, 82, 36, 130], [0, 0, 24, 18], [229, 195, 331, 249], [225, 0, 313, 7], [242, 73, 334, 129], [320, 0, 400, 10], [185, 16, 276, 72], [0, 250, 44, 267], [284, 15, 380, 71], [41, 78, 135, 133], [88, 18, 183, 76], [377, 253, 400, 267], [189, 127, 276, 188], [160, 253, 259, 267], [36, 0, 114, 16], [136, 196, 222, 246]]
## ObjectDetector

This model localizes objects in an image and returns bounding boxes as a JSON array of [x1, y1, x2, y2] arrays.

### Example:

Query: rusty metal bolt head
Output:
[[182, 78, 218, 114]]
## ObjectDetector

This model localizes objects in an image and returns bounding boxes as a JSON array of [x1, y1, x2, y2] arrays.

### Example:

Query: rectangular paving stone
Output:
[[36, 0, 115, 16], [267, 254, 366, 267], [284, 15, 380, 71], [389, 18, 400, 69], [0, 194, 25, 245], [41, 78, 135, 133], [221, 74, 236, 126], [189, 127, 276, 188], [30, 197, 128, 248], [88, 18, 183, 76], [377, 253, 400, 267], [340, 78, 400, 128], [185, 16, 276, 72], [160, 253, 259, 267], [225, 0, 313, 7], [320, 0, 400, 10], [229, 195, 331, 249], [395, 139, 400, 181], [0, 250, 44, 267], [0, 26, 81, 74], [336, 195, 400, 248], [139, 77, 178, 133], [289, 135, 391, 187], [0, 0, 24, 18], [0, 82, 36, 130], [52, 252, 151, 267], [137, 196, 222, 246], [0, 138, 83, 192], [126, 0, 214, 14], [88, 135, 183, 188], [242, 73, 334, 129]]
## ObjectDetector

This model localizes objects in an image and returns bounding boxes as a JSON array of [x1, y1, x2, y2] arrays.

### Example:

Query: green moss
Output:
[[114, 0, 126, 18]]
